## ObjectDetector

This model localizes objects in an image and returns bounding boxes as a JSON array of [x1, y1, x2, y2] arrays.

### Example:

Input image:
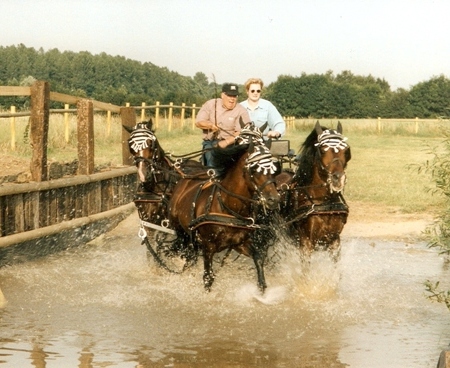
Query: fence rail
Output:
[[0, 167, 137, 240], [0, 81, 141, 257]]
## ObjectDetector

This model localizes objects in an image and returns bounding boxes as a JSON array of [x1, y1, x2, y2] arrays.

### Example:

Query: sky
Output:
[[3, 0, 450, 91]]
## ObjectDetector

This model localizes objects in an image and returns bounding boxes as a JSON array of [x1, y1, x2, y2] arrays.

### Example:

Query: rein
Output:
[[169, 148, 204, 161]]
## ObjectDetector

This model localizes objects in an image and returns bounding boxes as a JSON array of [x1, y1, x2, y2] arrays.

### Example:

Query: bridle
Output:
[[315, 147, 348, 191], [313, 130, 349, 193], [128, 127, 177, 194], [244, 144, 278, 208]]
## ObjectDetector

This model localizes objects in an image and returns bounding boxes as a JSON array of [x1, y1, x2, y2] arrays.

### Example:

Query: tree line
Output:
[[265, 72, 450, 119], [1, 44, 450, 119]]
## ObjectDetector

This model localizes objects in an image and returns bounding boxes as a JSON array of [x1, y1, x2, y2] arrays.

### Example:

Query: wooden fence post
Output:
[[64, 103, 70, 143], [30, 80, 50, 182], [120, 106, 136, 165], [77, 99, 95, 175], [155, 101, 160, 129], [168, 102, 173, 131], [141, 102, 146, 122], [191, 103, 196, 130], [107, 110, 111, 137], [289, 116, 296, 130], [181, 102, 186, 128], [10, 105, 16, 150]]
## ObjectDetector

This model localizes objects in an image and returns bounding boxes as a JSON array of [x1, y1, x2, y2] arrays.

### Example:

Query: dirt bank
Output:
[[343, 200, 433, 242]]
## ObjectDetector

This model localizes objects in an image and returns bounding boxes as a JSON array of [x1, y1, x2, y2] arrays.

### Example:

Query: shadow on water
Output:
[[0, 211, 450, 367]]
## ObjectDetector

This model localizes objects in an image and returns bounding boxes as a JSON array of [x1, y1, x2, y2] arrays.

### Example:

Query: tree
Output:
[[408, 75, 450, 118], [193, 72, 208, 87]]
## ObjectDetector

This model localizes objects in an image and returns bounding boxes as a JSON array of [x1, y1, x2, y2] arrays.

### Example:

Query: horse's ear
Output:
[[337, 121, 343, 134], [249, 137, 254, 153], [239, 116, 246, 129], [260, 122, 268, 134], [314, 121, 323, 136], [345, 147, 352, 162], [123, 125, 133, 134], [147, 118, 155, 133]]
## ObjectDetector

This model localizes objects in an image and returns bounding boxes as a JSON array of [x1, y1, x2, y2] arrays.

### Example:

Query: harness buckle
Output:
[[138, 226, 147, 240], [207, 168, 216, 178]]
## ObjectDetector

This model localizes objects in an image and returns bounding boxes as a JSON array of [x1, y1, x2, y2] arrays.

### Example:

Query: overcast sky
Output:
[[3, 0, 450, 90]]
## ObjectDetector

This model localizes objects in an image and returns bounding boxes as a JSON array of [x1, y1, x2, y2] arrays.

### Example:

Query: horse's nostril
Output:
[[267, 196, 280, 209], [332, 173, 342, 181]]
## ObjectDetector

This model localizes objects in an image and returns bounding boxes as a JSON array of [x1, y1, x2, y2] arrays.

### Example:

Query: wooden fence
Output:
[[1, 92, 298, 152], [0, 81, 141, 261]]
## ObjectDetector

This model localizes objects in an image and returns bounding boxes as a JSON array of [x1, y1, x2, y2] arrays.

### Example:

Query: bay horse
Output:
[[168, 125, 280, 292], [124, 120, 206, 270], [277, 121, 351, 260]]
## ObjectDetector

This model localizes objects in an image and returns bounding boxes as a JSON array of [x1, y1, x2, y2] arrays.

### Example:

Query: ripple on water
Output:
[[0, 230, 449, 367]]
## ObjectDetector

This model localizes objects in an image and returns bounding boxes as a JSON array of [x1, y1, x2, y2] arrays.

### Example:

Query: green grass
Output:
[[0, 116, 445, 215]]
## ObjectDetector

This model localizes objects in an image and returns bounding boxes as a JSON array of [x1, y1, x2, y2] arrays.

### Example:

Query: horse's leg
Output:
[[202, 247, 215, 292], [299, 233, 314, 261], [250, 227, 272, 293], [328, 236, 342, 262], [252, 249, 267, 293], [183, 232, 199, 270]]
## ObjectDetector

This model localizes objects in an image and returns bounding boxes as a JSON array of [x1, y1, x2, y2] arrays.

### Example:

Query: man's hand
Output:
[[195, 120, 219, 132], [218, 136, 236, 148], [267, 131, 281, 139]]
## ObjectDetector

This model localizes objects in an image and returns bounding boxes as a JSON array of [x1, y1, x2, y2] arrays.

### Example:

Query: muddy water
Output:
[[0, 211, 449, 367]]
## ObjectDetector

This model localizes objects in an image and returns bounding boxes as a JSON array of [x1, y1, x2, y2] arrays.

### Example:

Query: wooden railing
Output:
[[0, 81, 139, 255], [1, 81, 142, 171], [2, 99, 297, 157]]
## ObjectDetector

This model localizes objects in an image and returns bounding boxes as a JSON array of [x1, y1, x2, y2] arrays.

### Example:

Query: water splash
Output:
[[235, 283, 288, 305]]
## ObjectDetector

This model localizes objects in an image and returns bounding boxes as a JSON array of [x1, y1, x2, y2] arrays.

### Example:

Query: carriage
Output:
[[124, 120, 351, 292]]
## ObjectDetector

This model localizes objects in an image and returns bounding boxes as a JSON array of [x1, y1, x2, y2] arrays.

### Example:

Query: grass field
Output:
[[0, 115, 447, 215]]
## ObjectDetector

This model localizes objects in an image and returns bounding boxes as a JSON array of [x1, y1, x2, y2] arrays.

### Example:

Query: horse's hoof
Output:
[[203, 277, 214, 292], [258, 284, 267, 295]]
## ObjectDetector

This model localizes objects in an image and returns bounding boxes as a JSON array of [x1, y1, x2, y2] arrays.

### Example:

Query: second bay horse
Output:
[[277, 121, 351, 260], [124, 120, 206, 270]]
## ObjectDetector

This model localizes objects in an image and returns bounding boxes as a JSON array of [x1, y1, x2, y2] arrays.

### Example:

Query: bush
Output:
[[417, 128, 450, 255]]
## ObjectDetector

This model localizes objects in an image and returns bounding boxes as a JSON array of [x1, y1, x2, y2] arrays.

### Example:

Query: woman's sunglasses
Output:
[[250, 89, 261, 93]]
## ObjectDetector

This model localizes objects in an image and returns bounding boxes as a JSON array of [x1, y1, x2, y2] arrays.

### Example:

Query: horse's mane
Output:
[[211, 143, 248, 173], [294, 127, 323, 186]]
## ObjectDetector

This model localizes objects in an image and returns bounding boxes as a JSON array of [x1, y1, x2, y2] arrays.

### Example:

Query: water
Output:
[[0, 211, 449, 367]]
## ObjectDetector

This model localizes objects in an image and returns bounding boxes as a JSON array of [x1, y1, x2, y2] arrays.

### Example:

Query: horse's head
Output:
[[124, 119, 161, 184], [244, 143, 280, 210], [313, 121, 351, 193]]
